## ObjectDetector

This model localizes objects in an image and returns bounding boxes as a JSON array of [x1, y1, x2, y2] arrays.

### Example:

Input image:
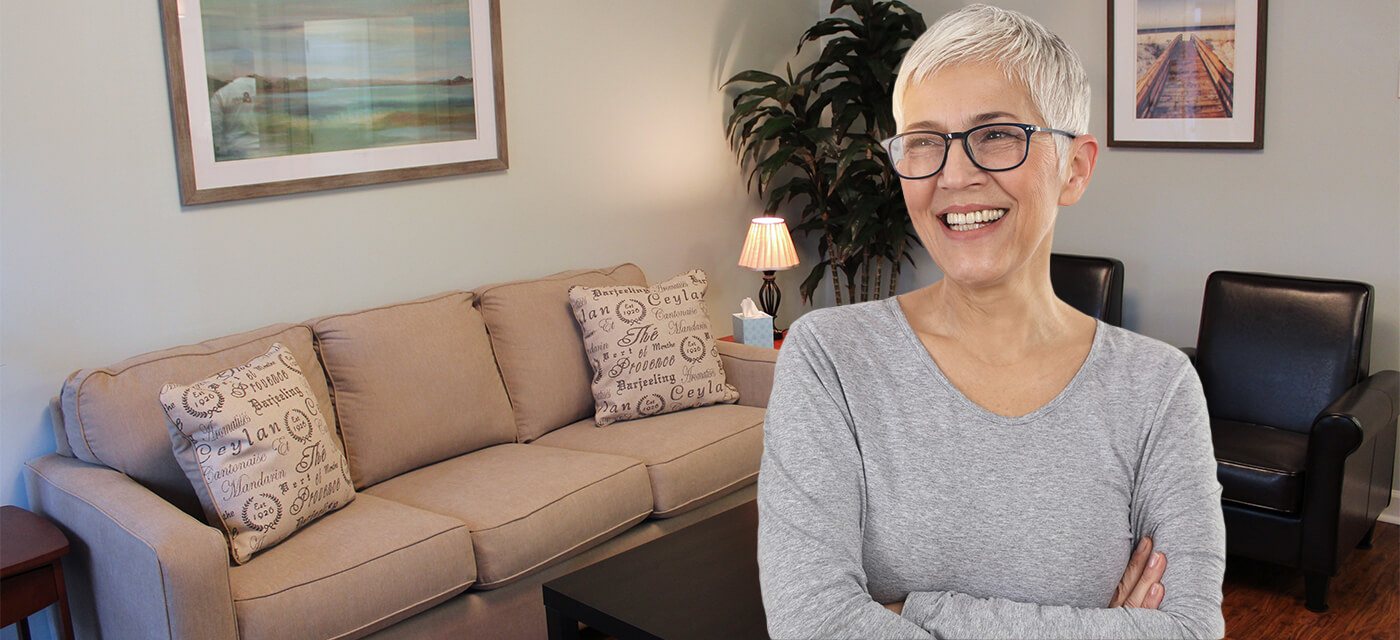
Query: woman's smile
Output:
[[937, 207, 1010, 240]]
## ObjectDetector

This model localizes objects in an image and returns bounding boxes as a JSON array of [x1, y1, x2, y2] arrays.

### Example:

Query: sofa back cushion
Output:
[[473, 263, 647, 442], [310, 291, 515, 489], [60, 324, 335, 518]]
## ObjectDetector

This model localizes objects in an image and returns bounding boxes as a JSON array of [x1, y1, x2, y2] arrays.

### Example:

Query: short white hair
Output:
[[891, 4, 1090, 165]]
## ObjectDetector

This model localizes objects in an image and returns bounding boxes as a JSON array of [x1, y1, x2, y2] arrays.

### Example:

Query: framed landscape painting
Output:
[[1107, 0, 1266, 148], [160, 0, 506, 205]]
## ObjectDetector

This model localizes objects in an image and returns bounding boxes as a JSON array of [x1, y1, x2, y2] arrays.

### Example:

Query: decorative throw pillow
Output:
[[568, 269, 740, 426], [159, 343, 355, 564]]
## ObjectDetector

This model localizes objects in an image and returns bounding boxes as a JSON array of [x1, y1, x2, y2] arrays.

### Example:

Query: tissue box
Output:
[[732, 313, 774, 348]]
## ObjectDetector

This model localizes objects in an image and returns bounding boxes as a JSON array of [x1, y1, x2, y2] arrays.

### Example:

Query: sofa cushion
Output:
[[159, 343, 356, 564], [228, 493, 475, 640], [60, 324, 336, 518], [310, 291, 515, 489], [1211, 417, 1309, 513], [364, 443, 652, 589], [533, 403, 763, 517], [474, 263, 648, 442], [567, 269, 740, 427]]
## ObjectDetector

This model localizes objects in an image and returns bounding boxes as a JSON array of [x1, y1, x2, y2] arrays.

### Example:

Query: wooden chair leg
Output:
[[1304, 571, 1331, 613]]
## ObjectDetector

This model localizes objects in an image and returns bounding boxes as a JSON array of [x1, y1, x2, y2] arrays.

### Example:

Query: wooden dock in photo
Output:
[[1135, 33, 1235, 119]]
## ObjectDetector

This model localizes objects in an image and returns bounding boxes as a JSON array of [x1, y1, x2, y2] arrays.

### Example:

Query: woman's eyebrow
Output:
[[970, 110, 1018, 124], [904, 111, 1020, 132]]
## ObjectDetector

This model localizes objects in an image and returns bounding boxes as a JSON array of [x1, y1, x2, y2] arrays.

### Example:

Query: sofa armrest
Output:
[[24, 454, 238, 640], [717, 340, 779, 409]]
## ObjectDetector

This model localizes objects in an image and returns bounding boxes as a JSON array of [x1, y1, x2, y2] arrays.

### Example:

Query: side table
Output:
[[1, 506, 74, 640], [718, 329, 787, 350]]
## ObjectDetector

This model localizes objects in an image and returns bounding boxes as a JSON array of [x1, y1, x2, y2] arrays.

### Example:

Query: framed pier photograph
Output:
[[1107, 0, 1266, 148], [160, 0, 508, 204]]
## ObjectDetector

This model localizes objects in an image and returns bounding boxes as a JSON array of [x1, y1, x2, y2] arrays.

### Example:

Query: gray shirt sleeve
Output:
[[758, 319, 1227, 640], [758, 320, 933, 639]]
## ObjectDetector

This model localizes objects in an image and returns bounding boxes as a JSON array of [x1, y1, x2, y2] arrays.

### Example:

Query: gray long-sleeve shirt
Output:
[[757, 296, 1226, 639]]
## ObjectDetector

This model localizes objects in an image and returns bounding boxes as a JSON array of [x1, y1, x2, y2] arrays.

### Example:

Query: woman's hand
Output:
[[1111, 536, 1167, 608]]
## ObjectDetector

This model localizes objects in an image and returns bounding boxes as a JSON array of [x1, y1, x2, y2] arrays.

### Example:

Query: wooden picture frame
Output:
[[160, 0, 507, 205], [1107, 0, 1266, 149]]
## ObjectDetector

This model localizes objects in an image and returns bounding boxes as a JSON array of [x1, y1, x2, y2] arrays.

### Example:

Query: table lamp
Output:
[[738, 216, 799, 339]]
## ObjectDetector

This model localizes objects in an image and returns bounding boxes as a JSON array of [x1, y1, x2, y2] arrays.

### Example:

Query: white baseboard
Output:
[[1380, 490, 1400, 525]]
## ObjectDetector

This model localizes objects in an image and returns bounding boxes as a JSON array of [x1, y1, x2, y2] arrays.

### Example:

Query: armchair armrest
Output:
[[1300, 370, 1399, 574], [23, 454, 237, 640], [1178, 346, 1197, 368], [717, 340, 779, 408], [1309, 370, 1399, 458]]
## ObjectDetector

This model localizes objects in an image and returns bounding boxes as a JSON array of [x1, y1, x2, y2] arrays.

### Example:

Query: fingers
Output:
[[1144, 582, 1165, 609], [1126, 550, 1168, 608], [1111, 537, 1153, 607]]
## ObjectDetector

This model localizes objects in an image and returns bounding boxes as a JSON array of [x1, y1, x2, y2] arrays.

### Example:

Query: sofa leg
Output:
[[1357, 522, 1376, 550], [1304, 571, 1330, 613]]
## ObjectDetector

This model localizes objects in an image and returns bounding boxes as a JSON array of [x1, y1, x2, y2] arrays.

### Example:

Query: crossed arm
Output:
[[756, 323, 1226, 639], [883, 533, 1170, 616]]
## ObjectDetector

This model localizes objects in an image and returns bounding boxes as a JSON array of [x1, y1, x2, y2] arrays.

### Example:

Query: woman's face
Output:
[[898, 62, 1094, 289]]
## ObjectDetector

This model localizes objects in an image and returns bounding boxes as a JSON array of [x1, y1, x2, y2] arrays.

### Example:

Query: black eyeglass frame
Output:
[[879, 122, 1079, 180]]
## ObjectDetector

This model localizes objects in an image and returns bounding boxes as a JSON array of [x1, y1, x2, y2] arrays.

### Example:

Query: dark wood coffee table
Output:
[[542, 499, 767, 640]]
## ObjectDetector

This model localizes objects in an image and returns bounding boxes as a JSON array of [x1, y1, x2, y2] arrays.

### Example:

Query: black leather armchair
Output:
[[1049, 253, 1124, 326], [1183, 271, 1398, 612]]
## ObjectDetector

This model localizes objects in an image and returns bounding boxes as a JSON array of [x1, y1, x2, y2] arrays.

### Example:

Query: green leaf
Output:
[[798, 17, 862, 51], [799, 260, 831, 305], [756, 147, 799, 193], [723, 70, 786, 87], [752, 115, 796, 143]]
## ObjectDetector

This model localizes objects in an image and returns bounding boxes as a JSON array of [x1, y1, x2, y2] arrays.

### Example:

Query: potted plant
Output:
[[724, 0, 927, 305]]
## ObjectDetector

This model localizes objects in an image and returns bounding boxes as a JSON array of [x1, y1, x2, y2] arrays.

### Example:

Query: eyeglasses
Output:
[[879, 123, 1078, 180]]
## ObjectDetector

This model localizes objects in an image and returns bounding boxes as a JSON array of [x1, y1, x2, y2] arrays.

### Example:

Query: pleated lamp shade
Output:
[[738, 217, 799, 271]]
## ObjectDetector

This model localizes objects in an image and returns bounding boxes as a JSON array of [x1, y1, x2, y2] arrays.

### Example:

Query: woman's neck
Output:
[[918, 267, 1080, 366]]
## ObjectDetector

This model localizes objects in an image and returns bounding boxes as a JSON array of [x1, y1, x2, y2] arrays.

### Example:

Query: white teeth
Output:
[[945, 209, 1005, 229]]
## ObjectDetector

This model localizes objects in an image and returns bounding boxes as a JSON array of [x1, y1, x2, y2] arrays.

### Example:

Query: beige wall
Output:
[[796, 0, 1399, 493], [0, 0, 818, 511]]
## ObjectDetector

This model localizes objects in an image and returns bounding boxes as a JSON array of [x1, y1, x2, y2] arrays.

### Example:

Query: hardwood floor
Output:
[[1222, 522, 1399, 639]]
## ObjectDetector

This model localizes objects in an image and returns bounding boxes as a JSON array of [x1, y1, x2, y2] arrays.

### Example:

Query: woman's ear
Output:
[[1058, 134, 1099, 206]]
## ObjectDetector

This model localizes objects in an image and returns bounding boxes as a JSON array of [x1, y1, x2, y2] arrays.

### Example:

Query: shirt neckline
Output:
[[885, 295, 1106, 426]]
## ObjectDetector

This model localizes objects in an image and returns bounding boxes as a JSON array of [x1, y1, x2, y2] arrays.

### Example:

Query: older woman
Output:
[[756, 5, 1226, 639]]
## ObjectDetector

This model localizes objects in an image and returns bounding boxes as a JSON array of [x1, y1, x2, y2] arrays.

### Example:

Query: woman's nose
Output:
[[939, 141, 985, 189]]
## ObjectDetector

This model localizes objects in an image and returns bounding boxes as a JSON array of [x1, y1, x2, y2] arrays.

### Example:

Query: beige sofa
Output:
[[23, 263, 779, 639]]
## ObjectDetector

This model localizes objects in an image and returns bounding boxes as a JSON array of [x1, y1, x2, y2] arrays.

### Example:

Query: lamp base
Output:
[[758, 270, 785, 337]]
